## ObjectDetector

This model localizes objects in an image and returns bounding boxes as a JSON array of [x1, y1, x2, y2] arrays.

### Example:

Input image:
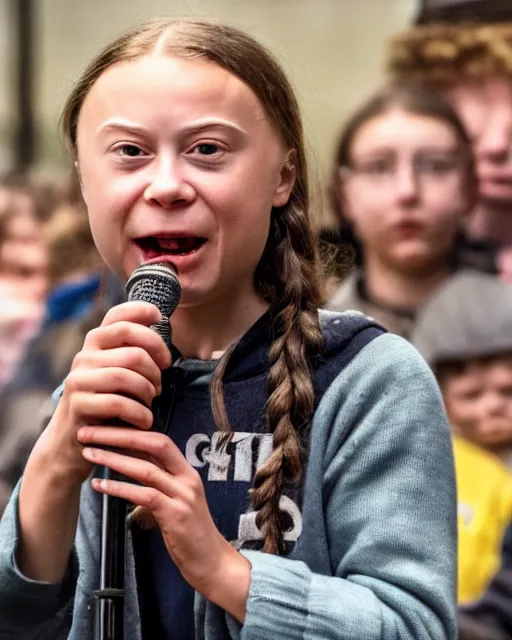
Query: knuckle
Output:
[[172, 502, 190, 528], [85, 327, 102, 345], [64, 371, 81, 392], [145, 380, 157, 400], [139, 464, 156, 485], [110, 396, 124, 415], [117, 321, 134, 342], [64, 368, 84, 394], [145, 488, 161, 512], [71, 351, 86, 370], [129, 348, 147, 368], [186, 468, 203, 496], [142, 409, 154, 430], [109, 368, 126, 387], [151, 434, 169, 455]]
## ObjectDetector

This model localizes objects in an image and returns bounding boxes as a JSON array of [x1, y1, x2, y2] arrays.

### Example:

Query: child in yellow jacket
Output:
[[413, 270, 512, 603]]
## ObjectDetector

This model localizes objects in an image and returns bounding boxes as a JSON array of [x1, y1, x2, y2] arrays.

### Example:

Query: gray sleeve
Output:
[[238, 334, 457, 640], [0, 481, 78, 638]]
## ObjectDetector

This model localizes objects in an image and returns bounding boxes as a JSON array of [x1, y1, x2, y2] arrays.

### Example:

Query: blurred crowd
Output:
[[2, 0, 512, 638]]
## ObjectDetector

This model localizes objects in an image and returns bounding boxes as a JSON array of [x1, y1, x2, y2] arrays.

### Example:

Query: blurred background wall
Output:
[[0, 0, 417, 223]]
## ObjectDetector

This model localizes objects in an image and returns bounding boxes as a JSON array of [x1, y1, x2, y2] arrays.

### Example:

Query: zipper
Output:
[[151, 366, 185, 436]]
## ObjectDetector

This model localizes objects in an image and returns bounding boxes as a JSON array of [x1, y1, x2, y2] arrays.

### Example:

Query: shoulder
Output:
[[315, 315, 444, 440], [314, 309, 385, 397], [330, 330, 439, 399], [319, 308, 384, 348], [314, 330, 446, 441]]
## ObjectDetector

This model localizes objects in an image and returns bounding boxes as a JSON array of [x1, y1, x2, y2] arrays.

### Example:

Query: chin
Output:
[[174, 283, 216, 308], [389, 250, 432, 273]]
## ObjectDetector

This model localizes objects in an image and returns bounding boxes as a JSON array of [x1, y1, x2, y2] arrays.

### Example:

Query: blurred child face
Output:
[[442, 355, 512, 450], [341, 109, 470, 274], [445, 77, 512, 207], [76, 54, 295, 308], [0, 212, 48, 302]]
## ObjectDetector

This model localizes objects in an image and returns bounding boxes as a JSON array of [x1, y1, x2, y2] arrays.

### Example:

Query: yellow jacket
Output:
[[455, 436, 512, 603]]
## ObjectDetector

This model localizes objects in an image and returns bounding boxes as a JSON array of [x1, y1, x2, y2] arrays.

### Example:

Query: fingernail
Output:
[[82, 447, 95, 459]]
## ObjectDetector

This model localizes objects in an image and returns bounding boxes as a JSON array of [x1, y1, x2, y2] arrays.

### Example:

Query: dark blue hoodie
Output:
[[135, 309, 384, 639]]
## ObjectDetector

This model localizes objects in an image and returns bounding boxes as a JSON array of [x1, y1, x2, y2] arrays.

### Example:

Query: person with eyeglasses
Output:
[[326, 82, 479, 340]]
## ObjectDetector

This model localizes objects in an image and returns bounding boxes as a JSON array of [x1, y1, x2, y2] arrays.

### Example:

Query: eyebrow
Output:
[[96, 117, 248, 138], [355, 146, 460, 157]]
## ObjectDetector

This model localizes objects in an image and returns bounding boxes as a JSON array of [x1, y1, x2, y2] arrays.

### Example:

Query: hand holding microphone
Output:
[[38, 301, 170, 486], [35, 263, 180, 488]]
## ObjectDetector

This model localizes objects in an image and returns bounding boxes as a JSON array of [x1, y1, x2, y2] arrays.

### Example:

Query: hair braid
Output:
[[250, 204, 323, 555]]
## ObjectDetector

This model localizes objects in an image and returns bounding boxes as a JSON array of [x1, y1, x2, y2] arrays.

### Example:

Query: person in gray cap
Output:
[[412, 269, 512, 457], [411, 269, 512, 606]]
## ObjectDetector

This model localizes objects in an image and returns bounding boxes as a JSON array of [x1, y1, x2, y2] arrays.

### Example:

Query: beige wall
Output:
[[4, 0, 417, 223]]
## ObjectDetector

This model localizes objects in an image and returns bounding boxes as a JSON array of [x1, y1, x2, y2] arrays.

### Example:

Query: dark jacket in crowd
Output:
[[459, 524, 512, 640]]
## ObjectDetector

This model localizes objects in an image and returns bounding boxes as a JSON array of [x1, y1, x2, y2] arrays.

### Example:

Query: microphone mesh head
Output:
[[125, 262, 182, 349]]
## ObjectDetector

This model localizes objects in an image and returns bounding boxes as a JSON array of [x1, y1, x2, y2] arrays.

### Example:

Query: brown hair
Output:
[[329, 81, 477, 266], [388, 23, 512, 86], [61, 17, 323, 554], [44, 203, 101, 286]]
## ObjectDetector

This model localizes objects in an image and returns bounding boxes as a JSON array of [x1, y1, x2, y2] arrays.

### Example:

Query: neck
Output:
[[468, 200, 512, 246], [170, 288, 269, 360], [364, 254, 451, 312]]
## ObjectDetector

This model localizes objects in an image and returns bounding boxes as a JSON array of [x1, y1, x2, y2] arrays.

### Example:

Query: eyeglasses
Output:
[[342, 151, 466, 186]]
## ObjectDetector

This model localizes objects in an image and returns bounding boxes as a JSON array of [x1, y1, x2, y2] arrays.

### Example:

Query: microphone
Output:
[[95, 262, 182, 640], [125, 261, 182, 350]]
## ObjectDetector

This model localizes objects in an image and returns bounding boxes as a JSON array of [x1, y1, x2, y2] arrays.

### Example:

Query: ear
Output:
[[272, 150, 297, 208]]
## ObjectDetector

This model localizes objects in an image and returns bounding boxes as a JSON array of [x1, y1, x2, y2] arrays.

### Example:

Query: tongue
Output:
[[156, 237, 197, 252]]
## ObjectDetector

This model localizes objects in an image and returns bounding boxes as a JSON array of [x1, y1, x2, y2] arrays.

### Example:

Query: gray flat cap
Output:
[[411, 270, 512, 365]]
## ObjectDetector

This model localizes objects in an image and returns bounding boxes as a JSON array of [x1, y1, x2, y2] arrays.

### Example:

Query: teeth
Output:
[[156, 237, 195, 250]]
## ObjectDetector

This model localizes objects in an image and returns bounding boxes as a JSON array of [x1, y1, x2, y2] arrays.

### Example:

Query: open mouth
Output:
[[136, 236, 206, 260]]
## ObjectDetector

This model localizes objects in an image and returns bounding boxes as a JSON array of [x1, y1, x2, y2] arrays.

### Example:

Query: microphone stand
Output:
[[92, 366, 183, 640], [93, 471, 127, 640], [92, 262, 181, 640]]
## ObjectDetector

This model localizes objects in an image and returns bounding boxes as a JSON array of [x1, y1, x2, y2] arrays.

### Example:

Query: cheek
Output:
[[444, 391, 475, 424], [423, 184, 466, 228], [82, 168, 134, 218], [344, 186, 389, 235], [220, 205, 271, 268], [207, 164, 275, 243]]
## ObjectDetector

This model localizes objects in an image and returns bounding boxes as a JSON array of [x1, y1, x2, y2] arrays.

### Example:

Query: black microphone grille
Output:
[[125, 262, 182, 318]]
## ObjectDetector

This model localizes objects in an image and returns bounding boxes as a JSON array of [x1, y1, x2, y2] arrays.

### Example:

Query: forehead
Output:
[[351, 109, 457, 155], [444, 77, 512, 126], [77, 54, 269, 137], [445, 77, 512, 107]]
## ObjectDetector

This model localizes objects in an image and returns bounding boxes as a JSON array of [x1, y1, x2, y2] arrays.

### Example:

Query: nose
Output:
[[476, 114, 512, 165], [480, 391, 506, 418], [144, 157, 195, 208], [393, 164, 419, 205]]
